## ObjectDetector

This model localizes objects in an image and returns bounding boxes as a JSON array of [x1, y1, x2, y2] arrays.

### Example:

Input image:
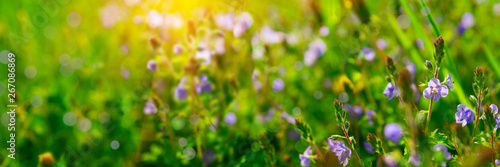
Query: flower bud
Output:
[[425, 60, 433, 70], [433, 36, 445, 67], [386, 56, 396, 75]]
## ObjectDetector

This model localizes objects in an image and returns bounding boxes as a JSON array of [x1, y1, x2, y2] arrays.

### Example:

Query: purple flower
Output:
[[366, 110, 375, 125], [280, 112, 295, 124], [351, 105, 363, 118], [426, 60, 433, 69], [328, 138, 351, 167], [491, 104, 498, 115], [214, 37, 225, 55], [175, 86, 187, 100], [361, 47, 375, 61], [411, 84, 421, 102], [272, 78, 285, 92], [363, 141, 373, 154], [259, 108, 275, 122], [384, 82, 400, 100], [198, 75, 212, 93], [460, 12, 475, 29], [408, 153, 421, 166], [195, 43, 212, 65], [173, 44, 182, 55], [175, 77, 188, 100], [405, 60, 416, 80], [233, 12, 253, 38], [303, 39, 326, 66], [456, 104, 474, 127], [433, 144, 451, 160], [457, 23, 466, 35], [384, 123, 403, 144], [259, 26, 285, 44], [215, 13, 234, 31], [143, 99, 157, 115], [445, 74, 454, 89], [121, 68, 130, 79], [377, 38, 388, 50], [423, 78, 449, 101], [416, 39, 424, 49], [147, 60, 156, 71], [496, 159, 500, 166], [319, 25, 329, 37], [252, 70, 262, 91], [202, 150, 216, 165], [299, 146, 312, 166], [224, 112, 237, 126], [383, 155, 398, 167], [495, 116, 500, 131]]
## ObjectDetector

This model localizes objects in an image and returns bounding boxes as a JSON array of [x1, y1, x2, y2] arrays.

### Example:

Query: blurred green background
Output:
[[1, 0, 500, 166]]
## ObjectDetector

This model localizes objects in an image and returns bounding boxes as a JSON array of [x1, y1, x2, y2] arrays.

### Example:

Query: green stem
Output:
[[341, 119, 364, 167]]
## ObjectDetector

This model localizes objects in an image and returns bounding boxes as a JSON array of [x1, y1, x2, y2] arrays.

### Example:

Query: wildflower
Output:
[[214, 37, 225, 55], [352, 105, 363, 118], [384, 123, 403, 144], [299, 146, 312, 166], [383, 154, 398, 167], [272, 78, 285, 92], [405, 60, 416, 80], [377, 38, 388, 50], [461, 12, 475, 28], [363, 141, 373, 154], [197, 75, 212, 93], [224, 112, 237, 126], [143, 99, 158, 115], [280, 112, 295, 124], [455, 104, 474, 127], [175, 77, 188, 100], [173, 44, 182, 55], [303, 39, 327, 66], [360, 47, 375, 61], [425, 60, 433, 70], [319, 25, 329, 37], [233, 12, 253, 38], [384, 82, 400, 100], [411, 84, 421, 102], [423, 78, 449, 101], [495, 3, 500, 16], [147, 60, 156, 71], [215, 13, 234, 31], [445, 74, 454, 89], [328, 138, 351, 167], [202, 150, 216, 165], [366, 110, 375, 125], [146, 10, 163, 29], [408, 153, 422, 166], [416, 38, 424, 49], [259, 26, 285, 44], [491, 104, 498, 115], [259, 108, 275, 122], [120, 67, 130, 79], [433, 144, 451, 160], [195, 42, 211, 65]]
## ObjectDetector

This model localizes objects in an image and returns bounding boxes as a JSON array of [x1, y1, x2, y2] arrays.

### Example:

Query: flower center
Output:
[[432, 87, 438, 93]]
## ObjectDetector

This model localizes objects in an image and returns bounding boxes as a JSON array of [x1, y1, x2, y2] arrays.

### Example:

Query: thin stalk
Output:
[[310, 142, 326, 163], [492, 132, 496, 167], [470, 90, 482, 144], [453, 137, 464, 165], [425, 68, 439, 132], [341, 120, 364, 167]]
